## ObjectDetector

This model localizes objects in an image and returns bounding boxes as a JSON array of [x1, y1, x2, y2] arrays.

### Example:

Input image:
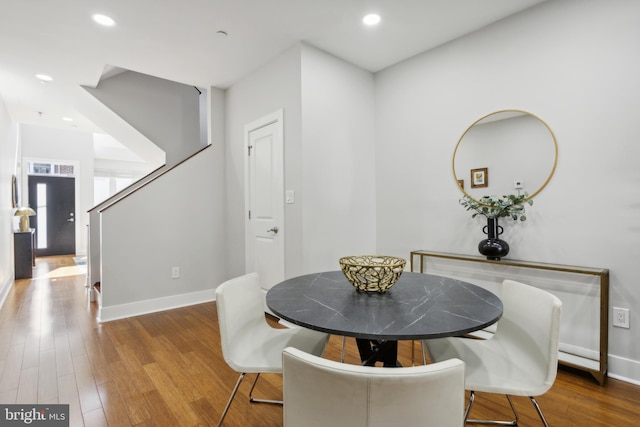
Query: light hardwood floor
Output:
[[0, 256, 638, 426]]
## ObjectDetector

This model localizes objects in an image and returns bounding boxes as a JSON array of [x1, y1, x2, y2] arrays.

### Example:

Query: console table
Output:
[[409, 250, 609, 385], [14, 229, 36, 279]]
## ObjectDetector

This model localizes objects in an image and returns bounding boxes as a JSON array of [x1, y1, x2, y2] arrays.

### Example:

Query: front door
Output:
[[245, 110, 284, 291], [28, 175, 76, 256]]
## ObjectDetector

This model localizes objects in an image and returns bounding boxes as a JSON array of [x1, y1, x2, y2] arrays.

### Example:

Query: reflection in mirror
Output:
[[453, 110, 557, 202]]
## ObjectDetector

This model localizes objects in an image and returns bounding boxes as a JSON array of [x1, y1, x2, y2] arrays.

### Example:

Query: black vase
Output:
[[478, 217, 509, 260]]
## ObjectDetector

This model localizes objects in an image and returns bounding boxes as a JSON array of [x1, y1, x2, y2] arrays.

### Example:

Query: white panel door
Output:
[[245, 110, 284, 290]]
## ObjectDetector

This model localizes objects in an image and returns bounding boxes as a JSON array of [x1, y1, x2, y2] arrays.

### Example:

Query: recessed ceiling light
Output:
[[62, 117, 73, 122], [363, 14, 381, 26], [35, 74, 53, 82], [92, 13, 116, 27]]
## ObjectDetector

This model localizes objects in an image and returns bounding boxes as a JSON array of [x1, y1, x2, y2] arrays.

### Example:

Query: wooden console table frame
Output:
[[410, 250, 609, 385]]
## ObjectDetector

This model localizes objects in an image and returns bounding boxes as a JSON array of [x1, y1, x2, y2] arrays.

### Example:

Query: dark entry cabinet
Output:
[[14, 229, 35, 279]]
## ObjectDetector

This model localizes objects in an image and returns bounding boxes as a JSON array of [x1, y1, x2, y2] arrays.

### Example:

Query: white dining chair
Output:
[[282, 346, 466, 427], [425, 279, 562, 426], [215, 273, 329, 426]]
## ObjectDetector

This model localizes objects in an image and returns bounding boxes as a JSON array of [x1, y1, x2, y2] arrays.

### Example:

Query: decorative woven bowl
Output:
[[339, 255, 406, 293]]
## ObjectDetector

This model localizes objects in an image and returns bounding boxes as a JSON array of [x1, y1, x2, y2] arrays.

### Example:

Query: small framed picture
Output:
[[470, 168, 488, 188]]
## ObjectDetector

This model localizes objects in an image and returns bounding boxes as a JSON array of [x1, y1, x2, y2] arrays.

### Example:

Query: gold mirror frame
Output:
[[452, 109, 558, 204]]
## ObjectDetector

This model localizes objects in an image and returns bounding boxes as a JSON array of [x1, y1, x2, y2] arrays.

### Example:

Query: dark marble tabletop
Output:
[[266, 271, 503, 341]]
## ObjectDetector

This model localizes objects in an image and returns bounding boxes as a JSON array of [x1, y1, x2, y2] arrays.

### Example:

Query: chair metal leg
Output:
[[464, 390, 476, 422], [218, 372, 283, 427], [529, 396, 550, 427], [465, 391, 519, 426], [248, 373, 283, 405], [421, 339, 432, 365], [217, 372, 246, 427], [410, 340, 427, 366]]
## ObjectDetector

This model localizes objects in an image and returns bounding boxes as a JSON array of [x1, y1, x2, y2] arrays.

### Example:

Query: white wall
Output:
[[300, 44, 376, 272], [19, 124, 95, 256], [0, 95, 18, 306], [99, 146, 225, 320], [98, 87, 226, 321], [225, 44, 303, 279], [375, 0, 640, 382], [225, 43, 377, 280], [85, 70, 204, 166], [94, 158, 151, 175]]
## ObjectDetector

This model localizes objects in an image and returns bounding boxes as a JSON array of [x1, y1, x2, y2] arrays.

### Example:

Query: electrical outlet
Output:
[[171, 266, 180, 279], [613, 307, 629, 328]]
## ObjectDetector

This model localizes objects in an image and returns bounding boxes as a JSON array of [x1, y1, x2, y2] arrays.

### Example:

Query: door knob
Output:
[[67, 218, 75, 222], [267, 226, 279, 234]]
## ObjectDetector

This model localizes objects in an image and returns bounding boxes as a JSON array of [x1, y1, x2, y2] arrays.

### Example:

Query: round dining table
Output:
[[266, 271, 503, 366]]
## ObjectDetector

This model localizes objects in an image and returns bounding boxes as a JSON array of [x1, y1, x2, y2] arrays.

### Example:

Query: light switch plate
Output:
[[286, 190, 295, 204]]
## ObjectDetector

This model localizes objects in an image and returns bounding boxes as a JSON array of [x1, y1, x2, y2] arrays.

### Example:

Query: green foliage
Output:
[[460, 193, 533, 221]]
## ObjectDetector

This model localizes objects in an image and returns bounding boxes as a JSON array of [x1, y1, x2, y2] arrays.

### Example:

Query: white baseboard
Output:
[[560, 342, 600, 361], [97, 289, 216, 323], [608, 354, 640, 386], [0, 275, 13, 310]]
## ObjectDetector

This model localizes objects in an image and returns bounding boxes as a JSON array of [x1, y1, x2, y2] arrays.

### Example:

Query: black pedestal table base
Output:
[[356, 339, 400, 367]]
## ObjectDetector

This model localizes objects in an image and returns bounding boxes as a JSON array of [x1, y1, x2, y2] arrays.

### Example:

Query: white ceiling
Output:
[[0, 0, 546, 144]]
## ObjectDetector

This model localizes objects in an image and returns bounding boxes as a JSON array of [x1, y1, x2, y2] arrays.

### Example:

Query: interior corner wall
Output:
[[300, 44, 376, 273], [19, 124, 94, 256], [225, 44, 303, 280], [374, 0, 640, 382], [0, 95, 17, 304], [225, 43, 377, 280]]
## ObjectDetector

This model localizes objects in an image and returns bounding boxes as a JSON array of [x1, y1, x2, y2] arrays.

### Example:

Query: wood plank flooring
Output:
[[0, 255, 638, 426]]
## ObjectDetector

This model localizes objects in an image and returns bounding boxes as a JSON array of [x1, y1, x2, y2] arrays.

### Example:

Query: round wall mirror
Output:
[[452, 109, 558, 203]]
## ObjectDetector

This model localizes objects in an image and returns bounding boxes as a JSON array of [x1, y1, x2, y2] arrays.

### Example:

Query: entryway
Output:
[[28, 175, 76, 256]]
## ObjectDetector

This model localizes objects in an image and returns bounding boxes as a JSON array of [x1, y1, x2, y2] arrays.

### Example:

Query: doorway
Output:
[[245, 110, 284, 290], [28, 175, 76, 256]]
